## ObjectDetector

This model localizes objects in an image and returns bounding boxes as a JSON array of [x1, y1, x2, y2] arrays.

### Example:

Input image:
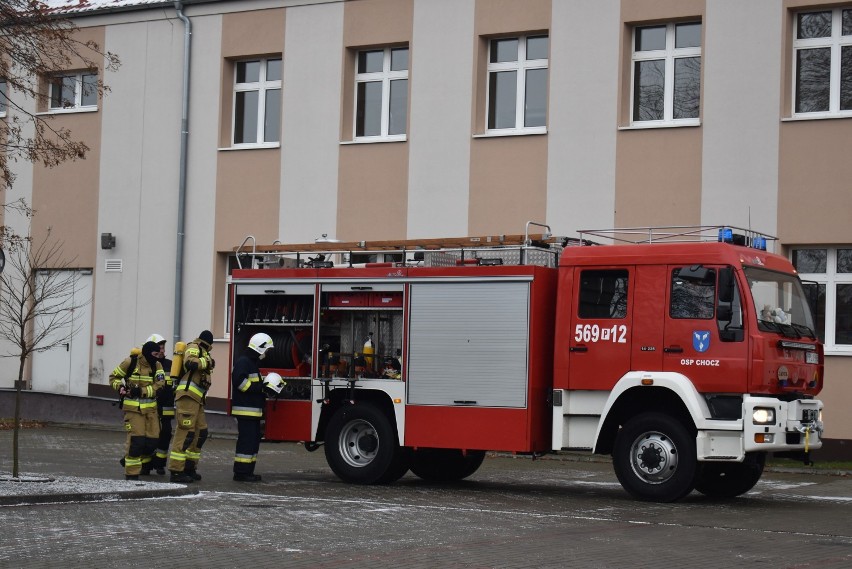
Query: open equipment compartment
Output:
[[318, 283, 405, 380], [231, 282, 315, 401]]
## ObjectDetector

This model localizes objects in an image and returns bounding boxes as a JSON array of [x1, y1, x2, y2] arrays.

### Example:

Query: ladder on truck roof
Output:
[[233, 221, 581, 270], [578, 225, 778, 253]]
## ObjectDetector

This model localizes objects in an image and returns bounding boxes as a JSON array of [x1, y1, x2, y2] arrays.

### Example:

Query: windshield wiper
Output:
[[758, 320, 801, 339], [791, 323, 816, 340]]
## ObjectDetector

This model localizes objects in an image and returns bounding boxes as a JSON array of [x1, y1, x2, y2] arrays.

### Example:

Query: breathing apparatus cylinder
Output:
[[363, 333, 374, 371], [130, 347, 141, 357], [170, 341, 187, 379]]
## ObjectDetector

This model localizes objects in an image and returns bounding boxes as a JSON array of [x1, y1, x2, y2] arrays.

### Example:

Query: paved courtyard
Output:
[[1, 426, 851, 568]]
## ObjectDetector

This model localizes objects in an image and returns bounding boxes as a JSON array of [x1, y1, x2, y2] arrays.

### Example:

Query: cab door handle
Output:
[[570, 345, 588, 353], [664, 346, 683, 353]]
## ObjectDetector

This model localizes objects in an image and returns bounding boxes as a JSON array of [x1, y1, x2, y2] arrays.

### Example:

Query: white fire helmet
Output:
[[248, 332, 274, 357], [147, 333, 166, 344], [263, 372, 285, 395]]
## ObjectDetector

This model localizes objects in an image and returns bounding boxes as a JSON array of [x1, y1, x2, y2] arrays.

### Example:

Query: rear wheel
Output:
[[612, 412, 697, 502], [324, 403, 402, 484], [410, 449, 486, 482], [695, 452, 766, 498]]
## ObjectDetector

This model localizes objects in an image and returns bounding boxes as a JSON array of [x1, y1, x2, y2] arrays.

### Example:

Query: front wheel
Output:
[[612, 412, 697, 502], [695, 452, 766, 498], [324, 403, 401, 485], [410, 449, 486, 482]]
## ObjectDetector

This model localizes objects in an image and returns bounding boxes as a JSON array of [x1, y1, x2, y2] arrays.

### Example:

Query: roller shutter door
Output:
[[407, 281, 530, 407]]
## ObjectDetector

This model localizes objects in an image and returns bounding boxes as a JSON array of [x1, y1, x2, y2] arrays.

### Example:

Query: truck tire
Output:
[[694, 452, 766, 498], [410, 449, 486, 482], [613, 412, 697, 502], [325, 403, 402, 485]]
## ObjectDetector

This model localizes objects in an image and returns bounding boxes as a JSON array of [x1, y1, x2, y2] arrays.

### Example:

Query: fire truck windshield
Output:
[[745, 267, 816, 339]]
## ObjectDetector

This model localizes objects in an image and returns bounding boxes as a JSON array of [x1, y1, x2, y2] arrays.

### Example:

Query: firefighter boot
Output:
[[169, 471, 195, 483], [233, 473, 262, 482], [184, 461, 202, 481]]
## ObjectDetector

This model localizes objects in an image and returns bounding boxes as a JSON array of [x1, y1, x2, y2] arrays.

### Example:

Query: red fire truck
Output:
[[228, 223, 824, 502]]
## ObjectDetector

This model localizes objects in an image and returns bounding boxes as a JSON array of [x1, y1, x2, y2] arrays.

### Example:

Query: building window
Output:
[[792, 247, 852, 352], [48, 71, 98, 111], [486, 35, 548, 132], [631, 22, 701, 124], [354, 47, 408, 139], [793, 9, 852, 116], [233, 58, 282, 145]]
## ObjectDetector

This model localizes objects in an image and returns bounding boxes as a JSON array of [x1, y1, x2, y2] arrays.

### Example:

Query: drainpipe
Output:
[[173, 1, 191, 346]]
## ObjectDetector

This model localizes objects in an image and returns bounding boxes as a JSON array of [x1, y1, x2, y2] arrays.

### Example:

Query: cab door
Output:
[[567, 267, 633, 390], [662, 265, 748, 392]]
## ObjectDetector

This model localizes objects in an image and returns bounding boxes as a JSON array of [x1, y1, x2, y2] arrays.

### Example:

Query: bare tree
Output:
[[0, 231, 90, 478], [0, 0, 120, 190]]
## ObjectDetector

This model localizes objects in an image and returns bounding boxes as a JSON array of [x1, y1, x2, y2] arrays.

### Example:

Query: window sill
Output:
[[473, 128, 547, 139], [782, 113, 852, 122], [219, 143, 281, 151], [341, 136, 407, 145], [824, 347, 852, 356], [37, 107, 98, 116], [618, 119, 700, 131]]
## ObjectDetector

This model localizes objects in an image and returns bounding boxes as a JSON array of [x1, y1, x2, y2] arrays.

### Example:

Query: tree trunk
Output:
[[12, 356, 25, 478]]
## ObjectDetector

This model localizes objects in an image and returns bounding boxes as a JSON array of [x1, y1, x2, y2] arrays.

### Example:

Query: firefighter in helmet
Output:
[[231, 332, 284, 482], [147, 333, 173, 475], [109, 340, 166, 480], [167, 330, 215, 483]]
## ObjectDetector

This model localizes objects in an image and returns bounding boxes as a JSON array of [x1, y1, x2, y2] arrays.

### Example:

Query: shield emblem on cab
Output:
[[693, 331, 710, 353]]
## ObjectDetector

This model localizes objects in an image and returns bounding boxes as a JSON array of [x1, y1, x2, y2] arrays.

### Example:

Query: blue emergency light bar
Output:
[[718, 227, 768, 251]]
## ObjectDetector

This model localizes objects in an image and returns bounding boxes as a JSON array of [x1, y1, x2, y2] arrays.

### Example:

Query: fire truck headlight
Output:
[[752, 408, 775, 425]]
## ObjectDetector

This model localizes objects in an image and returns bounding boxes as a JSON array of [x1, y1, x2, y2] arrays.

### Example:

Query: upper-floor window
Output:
[[355, 47, 408, 139], [233, 58, 281, 145], [486, 35, 548, 132], [0, 79, 7, 116], [49, 71, 97, 111], [792, 247, 852, 353], [793, 9, 852, 116], [631, 22, 701, 125]]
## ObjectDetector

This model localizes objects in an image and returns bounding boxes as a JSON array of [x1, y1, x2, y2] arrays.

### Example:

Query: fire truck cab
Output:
[[228, 224, 824, 502]]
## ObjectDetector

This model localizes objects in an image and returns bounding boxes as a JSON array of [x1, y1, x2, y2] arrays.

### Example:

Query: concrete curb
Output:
[[0, 475, 198, 506]]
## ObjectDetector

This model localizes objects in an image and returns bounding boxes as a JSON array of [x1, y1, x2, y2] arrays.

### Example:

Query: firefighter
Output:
[[231, 332, 284, 482], [109, 341, 166, 480], [167, 330, 215, 483], [147, 333, 173, 475]]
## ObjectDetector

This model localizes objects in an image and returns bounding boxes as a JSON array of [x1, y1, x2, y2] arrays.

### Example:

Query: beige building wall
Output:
[[31, 26, 105, 268], [469, 0, 550, 235], [336, 0, 412, 241]]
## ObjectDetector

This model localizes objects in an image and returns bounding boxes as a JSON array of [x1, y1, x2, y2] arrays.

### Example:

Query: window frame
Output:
[[791, 8, 852, 118], [484, 34, 549, 135], [353, 46, 409, 142], [47, 71, 98, 113], [231, 57, 282, 148], [630, 21, 702, 127], [792, 246, 852, 354]]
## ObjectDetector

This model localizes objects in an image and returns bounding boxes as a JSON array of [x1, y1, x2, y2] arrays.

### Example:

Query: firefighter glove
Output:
[[186, 361, 199, 371], [129, 386, 142, 398]]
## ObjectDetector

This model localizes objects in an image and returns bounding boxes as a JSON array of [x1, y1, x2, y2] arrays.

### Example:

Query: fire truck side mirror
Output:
[[718, 266, 735, 303]]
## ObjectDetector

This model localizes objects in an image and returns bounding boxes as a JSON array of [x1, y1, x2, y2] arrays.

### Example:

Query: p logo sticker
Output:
[[693, 331, 710, 353]]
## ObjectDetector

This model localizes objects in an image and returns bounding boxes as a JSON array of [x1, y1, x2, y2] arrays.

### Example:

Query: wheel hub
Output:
[[338, 419, 379, 468], [630, 432, 678, 484]]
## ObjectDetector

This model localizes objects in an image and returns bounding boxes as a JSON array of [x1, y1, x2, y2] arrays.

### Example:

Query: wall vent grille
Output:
[[105, 259, 123, 272]]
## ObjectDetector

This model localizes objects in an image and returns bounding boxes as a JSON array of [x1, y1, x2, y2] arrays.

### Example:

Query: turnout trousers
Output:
[[167, 396, 207, 474], [233, 417, 263, 475], [123, 409, 160, 476]]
